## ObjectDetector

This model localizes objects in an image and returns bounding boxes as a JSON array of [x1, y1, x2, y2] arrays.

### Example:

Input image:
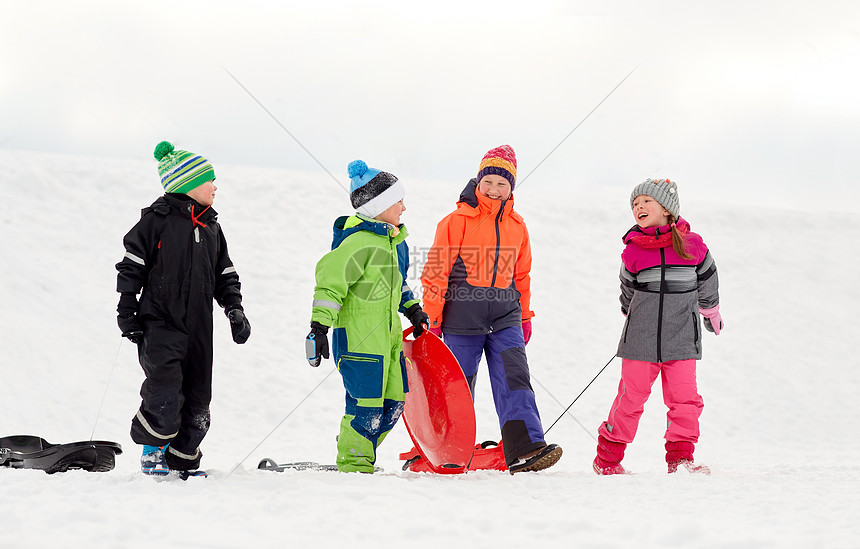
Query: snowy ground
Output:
[[1, 149, 859, 548]]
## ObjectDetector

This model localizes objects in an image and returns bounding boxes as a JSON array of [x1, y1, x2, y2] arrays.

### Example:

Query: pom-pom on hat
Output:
[[154, 141, 215, 194], [630, 178, 680, 219], [348, 159, 405, 220], [477, 145, 517, 190]]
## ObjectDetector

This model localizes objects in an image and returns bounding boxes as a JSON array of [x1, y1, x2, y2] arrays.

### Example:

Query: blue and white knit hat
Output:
[[348, 160, 405, 219], [154, 141, 215, 194], [630, 178, 680, 219]]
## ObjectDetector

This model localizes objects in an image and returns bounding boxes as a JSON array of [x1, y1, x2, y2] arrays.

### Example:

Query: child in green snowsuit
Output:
[[306, 160, 429, 473]]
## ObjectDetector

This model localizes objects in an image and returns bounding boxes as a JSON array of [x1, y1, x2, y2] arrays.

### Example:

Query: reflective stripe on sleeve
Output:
[[313, 300, 342, 311], [222, 266, 237, 275], [124, 251, 145, 266]]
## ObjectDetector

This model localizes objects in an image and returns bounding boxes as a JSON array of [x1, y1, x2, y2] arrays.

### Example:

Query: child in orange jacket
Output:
[[421, 145, 561, 473]]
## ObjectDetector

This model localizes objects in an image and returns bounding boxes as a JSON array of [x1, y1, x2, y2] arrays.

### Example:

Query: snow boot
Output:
[[164, 446, 203, 472], [508, 443, 562, 474], [593, 435, 628, 475], [667, 459, 711, 475], [666, 440, 711, 475], [141, 445, 169, 476]]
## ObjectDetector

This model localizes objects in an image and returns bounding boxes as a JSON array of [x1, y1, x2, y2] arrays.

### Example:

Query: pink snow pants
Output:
[[598, 359, 703, 444]]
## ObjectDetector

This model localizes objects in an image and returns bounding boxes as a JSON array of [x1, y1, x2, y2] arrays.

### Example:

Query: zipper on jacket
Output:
[[622, 311, 631, 343], [391, 241, 398, 333], [656, 239, 666, 363], [339, 354, 379, 363], [692, 312, 700, 354], [490, 200, 505, 287]]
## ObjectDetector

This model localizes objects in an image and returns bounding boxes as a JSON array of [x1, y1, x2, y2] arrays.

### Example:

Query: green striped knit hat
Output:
[[154, 141, 215, 193]]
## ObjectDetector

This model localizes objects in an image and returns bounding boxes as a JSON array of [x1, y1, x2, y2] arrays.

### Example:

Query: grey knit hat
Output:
[[630, 178, 680, 219]]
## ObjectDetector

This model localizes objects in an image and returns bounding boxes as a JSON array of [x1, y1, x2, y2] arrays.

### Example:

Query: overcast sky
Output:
[[2, 1, 859, 211]]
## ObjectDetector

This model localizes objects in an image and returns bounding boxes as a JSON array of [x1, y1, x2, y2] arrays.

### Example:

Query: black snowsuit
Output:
[[116, 193, 242, 469]]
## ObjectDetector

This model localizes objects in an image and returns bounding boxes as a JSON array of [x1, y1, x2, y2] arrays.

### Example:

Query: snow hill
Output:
[[1, 148, 858, 548]]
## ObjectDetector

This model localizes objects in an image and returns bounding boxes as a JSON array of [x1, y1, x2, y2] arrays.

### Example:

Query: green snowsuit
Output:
[[312, 215, 418, 472]]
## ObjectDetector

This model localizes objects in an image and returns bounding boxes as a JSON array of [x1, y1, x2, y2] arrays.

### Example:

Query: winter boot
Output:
[[141, 445, 169, 476], [593, 435, 628, 475], [666, 441, 711, 475], [164, 446, 203, 472], [508, 443, 563, 474]]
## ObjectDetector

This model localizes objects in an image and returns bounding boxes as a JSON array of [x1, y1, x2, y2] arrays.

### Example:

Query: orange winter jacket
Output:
[[421, 179, 534, 335]]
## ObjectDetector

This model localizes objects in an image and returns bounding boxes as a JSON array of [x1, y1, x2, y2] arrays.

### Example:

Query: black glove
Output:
[[226, 307, 251, 344], [117, 313, 143, 344], [117, 292, 143, 344], [404, 304, 430, 337], [305, 321, 330, 367]]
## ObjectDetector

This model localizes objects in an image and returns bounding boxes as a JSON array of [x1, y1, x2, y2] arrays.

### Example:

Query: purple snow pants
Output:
[[444, 326, 546, 465], [599, 358, 704, 444]]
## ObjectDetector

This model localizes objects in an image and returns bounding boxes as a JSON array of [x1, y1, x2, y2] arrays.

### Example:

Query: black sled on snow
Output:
[[0, 435, 122, 474]]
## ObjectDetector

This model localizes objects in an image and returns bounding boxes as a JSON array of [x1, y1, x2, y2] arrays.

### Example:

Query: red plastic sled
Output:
[[400, 327, 476, 474], [401, 440, 508, 473]]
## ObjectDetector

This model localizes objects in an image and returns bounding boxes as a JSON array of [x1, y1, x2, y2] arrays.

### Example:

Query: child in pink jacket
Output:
[[594, 178, 723, 475]]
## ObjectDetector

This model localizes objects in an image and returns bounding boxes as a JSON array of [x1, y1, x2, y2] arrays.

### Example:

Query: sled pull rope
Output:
[[538, 355, 637, 480], [543, 354, 616, 435], [226, 367, 336, 479], [222, 66, 347, 195], [516, 66, 637, 189], [90, 339, 124, 440], [531, 375, 592, 438]]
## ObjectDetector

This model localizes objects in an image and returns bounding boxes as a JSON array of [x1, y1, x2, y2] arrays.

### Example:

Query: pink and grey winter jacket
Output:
[[616, 218, 719, 363]]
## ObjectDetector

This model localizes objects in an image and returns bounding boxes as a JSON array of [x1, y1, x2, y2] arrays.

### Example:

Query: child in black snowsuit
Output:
[[115, 141, 251, 475]]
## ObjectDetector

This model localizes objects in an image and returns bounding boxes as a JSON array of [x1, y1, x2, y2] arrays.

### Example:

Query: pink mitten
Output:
[[699, 305, 723, 335], [522, 319, 532, 345], [429, 326, 442, 338]]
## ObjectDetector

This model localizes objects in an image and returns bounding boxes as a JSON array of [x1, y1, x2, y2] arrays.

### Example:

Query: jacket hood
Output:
[[622, 216, 690, 244], [458, 179, 480, 207], [331, 214, 408, 250], [457, 178, 515, 217]]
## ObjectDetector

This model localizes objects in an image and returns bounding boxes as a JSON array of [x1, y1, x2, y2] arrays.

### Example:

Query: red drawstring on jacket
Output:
[[191, 205, 210, 228]]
